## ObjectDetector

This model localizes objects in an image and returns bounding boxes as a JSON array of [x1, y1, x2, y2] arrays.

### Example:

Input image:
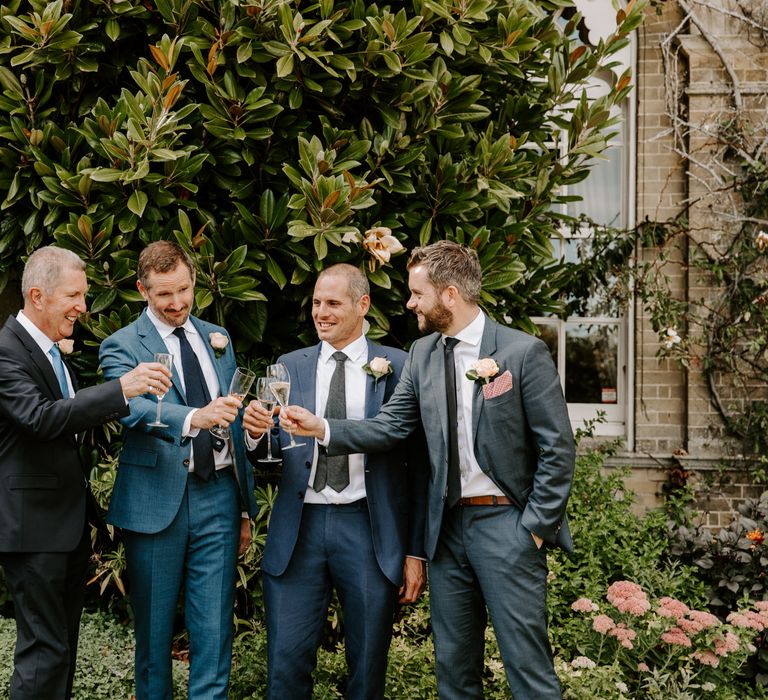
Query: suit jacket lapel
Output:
[[364, 340, 388, 418], [136, 310, 186, 401], [472, 318, 498, 439], [294, 344, 320, 413], [190, 316, 228, 397], [7, 316, 63, 399]]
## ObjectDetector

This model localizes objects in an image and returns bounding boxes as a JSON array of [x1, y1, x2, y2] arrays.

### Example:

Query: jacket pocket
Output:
[[120, 445, 158, 468], [8, 475, 59, 490]]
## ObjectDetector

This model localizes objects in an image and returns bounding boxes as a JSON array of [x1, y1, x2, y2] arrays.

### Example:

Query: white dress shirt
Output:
[[306, 334, 368, 504], [17, 311, 74, 398], [442, 311, 505, 499], [146, 308, 232, 471]]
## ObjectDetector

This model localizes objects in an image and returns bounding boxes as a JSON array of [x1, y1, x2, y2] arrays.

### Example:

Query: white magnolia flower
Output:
[[362, 226, 405, 269]]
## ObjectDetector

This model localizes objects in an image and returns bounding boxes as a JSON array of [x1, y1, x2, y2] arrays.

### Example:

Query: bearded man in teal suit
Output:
[[100, 241, 257, 700], [284, 241, 575, 699]]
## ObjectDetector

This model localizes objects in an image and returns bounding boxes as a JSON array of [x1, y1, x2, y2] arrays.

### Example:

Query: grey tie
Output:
[[313, 351, 349, 493]]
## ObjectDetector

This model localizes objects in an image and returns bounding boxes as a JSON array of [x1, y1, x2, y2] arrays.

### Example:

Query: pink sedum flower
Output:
[[661, 627, 692, 648], [571, 598, 598, 613], [658, 597, 690, 619], [714, 632, 741, 656], [592, 615, 616, 634], [693, 650, 720, 667], [687, 610, 720, 629]]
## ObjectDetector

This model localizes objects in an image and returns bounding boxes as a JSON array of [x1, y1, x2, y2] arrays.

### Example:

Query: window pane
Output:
[[536, 323, 558, 365], [565, 324, 619, 404], [568, 146, 623, 226]]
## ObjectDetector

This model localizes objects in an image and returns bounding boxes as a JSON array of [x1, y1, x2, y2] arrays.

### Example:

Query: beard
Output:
[[417, 300, 453, 334]]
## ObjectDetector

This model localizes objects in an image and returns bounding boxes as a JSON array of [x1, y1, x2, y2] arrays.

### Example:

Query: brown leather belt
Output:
[[457, 495, 513, 506]]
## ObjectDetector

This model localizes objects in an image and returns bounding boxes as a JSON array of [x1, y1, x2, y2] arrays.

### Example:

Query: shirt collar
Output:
[[16, 310, 56, 355], [442, 310, 485, 347], [320, 333, 368, 365], [146, 307, 198, 340]]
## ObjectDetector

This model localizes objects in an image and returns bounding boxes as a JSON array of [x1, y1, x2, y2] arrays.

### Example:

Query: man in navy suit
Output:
[[244, 263, 427, 700], [100, 241, 258, 700], [0, 246, 171, 700], [284, 242, 575, 699]]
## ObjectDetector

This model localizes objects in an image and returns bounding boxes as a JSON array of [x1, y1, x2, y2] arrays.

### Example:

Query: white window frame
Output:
[[532, 27, 637, 443]]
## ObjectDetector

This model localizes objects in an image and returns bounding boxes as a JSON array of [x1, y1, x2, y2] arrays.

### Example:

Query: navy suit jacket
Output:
[[261, 339, 428, 586], [0, 315, 127, 552], [99, 310, 257, 533], [328, 319, 575, 559]]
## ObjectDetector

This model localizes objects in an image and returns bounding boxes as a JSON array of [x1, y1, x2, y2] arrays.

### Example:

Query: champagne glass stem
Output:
[[265, 407, 275, 460], [154, 398, 163, 426]]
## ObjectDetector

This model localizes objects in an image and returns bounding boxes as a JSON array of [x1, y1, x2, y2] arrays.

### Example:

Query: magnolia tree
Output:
[[0, 0, 643, 360]]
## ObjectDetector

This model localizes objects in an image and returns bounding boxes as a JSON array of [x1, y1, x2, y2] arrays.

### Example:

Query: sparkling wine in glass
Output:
[[255, 377, 281, 463], [266, 363, 304, 449], [147, 352, 174, 428], [210, 367, 256, 439]]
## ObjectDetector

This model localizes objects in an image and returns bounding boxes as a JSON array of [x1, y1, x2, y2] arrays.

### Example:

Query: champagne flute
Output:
[[255, 377, 281, 463], [266, 363, 305, 449], [210, 367, 256, 439], [147, 352, 174, 428]]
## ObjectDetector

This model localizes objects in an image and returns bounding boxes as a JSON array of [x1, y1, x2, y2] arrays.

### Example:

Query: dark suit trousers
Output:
[[263, 501, 397, 700], [0, 530, 90, 700], [429, 506, 561, 700]]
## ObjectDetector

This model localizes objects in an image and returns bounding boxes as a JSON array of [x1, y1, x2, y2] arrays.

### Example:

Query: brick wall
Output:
[[623, 0, 768, 526]]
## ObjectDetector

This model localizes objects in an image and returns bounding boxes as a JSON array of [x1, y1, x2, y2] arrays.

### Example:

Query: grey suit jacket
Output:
[[328, 317, 575, 559]]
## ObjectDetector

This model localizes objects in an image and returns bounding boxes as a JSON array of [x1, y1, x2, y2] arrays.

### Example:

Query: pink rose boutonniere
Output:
[[466, 357, 499, 385], [363, 356, 392, 388], [57, 339, 75, 355], [209, 332, 229, 359]]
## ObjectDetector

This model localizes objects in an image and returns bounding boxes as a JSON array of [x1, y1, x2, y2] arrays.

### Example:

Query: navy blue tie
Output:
[[173, 327, 219, 481]]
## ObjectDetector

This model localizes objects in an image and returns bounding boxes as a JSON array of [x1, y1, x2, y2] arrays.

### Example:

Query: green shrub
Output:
[[0, 612, 188, 699]]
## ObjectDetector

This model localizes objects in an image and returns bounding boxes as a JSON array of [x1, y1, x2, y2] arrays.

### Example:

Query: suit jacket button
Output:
[[305, 461, 311, 469], [297, 491, 304, 499], [183, 459, 190, 466]]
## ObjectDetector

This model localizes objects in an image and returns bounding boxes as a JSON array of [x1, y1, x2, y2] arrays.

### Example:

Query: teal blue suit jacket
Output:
[[99, 310, 257, 533], [328, 318, 575, 558]]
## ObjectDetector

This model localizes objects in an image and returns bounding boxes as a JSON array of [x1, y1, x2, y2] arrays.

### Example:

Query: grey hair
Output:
[[407, 240, 482, 303], [21, 246, 86, 297], [317, 263, 370, 302]]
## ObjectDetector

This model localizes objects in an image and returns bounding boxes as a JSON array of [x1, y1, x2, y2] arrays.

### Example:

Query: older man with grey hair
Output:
[[0, 246, 171, 700]]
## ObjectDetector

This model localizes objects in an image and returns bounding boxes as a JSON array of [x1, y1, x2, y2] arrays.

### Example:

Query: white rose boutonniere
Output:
[[466, 358, 499, 385], [209, 332, 229, 359], [363, 356, 392, 388], [57, 339, 75, 355]]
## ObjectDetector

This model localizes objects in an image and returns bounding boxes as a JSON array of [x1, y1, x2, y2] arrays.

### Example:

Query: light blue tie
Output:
[[49, 344, 70, 398]]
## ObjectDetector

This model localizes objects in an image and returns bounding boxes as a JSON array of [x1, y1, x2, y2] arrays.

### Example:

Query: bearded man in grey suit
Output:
[[283, 240, 575, 699]]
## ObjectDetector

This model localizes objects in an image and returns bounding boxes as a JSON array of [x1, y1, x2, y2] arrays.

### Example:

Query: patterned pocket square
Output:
[[482, 370, 513, 400]]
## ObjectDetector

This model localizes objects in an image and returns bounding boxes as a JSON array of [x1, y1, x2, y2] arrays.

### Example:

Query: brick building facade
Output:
[[601, 0, 768, 524]]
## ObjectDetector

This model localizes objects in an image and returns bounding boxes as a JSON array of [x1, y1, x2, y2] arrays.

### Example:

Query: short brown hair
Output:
[[137, 241, 195, 288], [317, 263, 370, 302], [407, 240, 482, 304]]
